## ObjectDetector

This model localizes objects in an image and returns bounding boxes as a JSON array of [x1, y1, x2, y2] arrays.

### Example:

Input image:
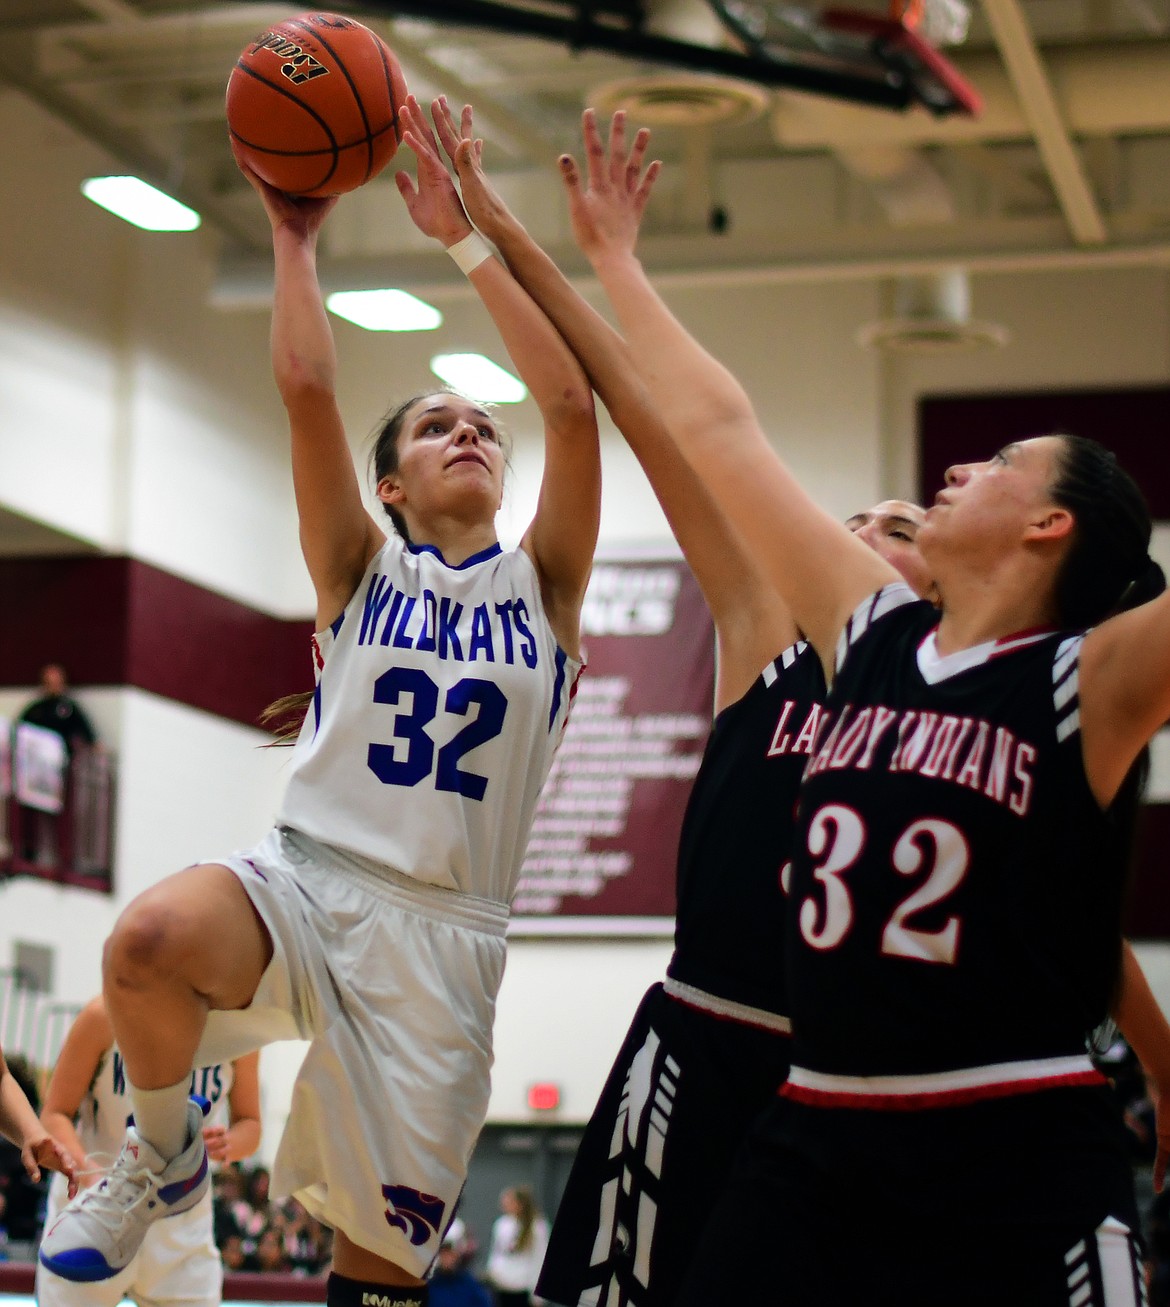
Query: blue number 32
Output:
[[367, 667, 508, 801]]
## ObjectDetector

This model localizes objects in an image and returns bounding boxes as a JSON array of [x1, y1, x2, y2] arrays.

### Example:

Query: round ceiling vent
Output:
[[588, 76, 770, 128], [857, 318, 1011, 353], [857, 270, 1010, 353]]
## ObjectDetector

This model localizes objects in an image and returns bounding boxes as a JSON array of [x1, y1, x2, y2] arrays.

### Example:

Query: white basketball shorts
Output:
[[195, 826, 509, 1278]]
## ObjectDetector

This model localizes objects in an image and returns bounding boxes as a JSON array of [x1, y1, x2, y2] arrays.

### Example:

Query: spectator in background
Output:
[[485, 1187, 548, 1307], [280, 1199, 330, 1276], [239, 1166, 273, 1239], [431, 1228, 491, 1307], [220, 1233, 247, 1274], [16, 665, 101, 869], [252, 1226, 290, 1275], [19, 666, 97, 757]]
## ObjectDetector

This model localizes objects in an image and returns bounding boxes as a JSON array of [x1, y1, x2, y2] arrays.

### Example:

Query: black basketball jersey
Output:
[[783, 584, 1128, 1105], [669, 640, 827, 1017]]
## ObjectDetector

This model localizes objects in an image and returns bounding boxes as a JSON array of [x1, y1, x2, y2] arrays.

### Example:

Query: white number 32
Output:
[[796, 805, 969, 965]]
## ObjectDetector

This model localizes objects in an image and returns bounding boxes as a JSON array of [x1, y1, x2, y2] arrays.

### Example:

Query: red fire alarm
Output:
[[527, 1082, 561, 1111]]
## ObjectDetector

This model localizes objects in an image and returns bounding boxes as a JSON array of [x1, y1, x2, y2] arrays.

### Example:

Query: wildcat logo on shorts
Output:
[[380, 1184, 445, 1246]]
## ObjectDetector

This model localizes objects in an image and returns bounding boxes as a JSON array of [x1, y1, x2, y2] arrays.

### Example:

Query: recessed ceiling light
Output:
[[81, 176, 200, 231], [327, 289, 442, 332], [430, 353, 527, 404]]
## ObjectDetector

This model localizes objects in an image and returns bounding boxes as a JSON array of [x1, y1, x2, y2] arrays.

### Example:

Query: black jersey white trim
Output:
[[1054, 635, 1085, 744], [835, 584, 919, 673], [1063, 1217, 1145, 1306], [916, 627, 1054, 686], [783, 1055, 1104, 1109], [761, 640, 808, 688], [662, 977, 792, 1034]]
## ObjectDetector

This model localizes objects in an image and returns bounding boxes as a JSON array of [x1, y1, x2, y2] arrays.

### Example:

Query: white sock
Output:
[[127, 1076, 192, 1162]]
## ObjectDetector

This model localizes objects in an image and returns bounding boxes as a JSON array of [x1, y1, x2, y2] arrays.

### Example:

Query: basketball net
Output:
[[889, 0, 971, 46]]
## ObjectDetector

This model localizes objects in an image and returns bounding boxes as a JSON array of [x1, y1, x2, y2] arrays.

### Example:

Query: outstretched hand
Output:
[[429, 97, 511, 242], [560, 109, 661, 264], [233, 149, 340, 242], [23, 1132, 79, 1199], [395, 95, 474, 247]]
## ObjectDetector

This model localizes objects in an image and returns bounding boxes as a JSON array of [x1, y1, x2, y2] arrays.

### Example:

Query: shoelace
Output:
[[70, 1149, 160, 1221]]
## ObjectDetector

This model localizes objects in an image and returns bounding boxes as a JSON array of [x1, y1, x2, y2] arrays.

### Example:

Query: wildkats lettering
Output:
[[250, 31, 331, 84], [361, 1296, 423, 1307], [358, 572, 539, 668], [796, 702, 1038, 817]]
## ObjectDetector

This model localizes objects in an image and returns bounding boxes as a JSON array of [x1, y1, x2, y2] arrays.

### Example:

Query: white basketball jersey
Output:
[[74, 1049, 235, 1161], [278, 536, 581, 903]]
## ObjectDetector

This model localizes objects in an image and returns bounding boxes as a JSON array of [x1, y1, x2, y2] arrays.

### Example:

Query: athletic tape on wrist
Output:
[[446, 231, 493, 276]]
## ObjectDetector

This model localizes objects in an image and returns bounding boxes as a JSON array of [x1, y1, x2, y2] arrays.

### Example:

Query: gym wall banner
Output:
[[511, 557, 714, 935]]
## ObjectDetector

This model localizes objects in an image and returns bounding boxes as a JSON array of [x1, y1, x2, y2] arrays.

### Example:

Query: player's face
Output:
[[921, 436, 1066, 562], [379, 395, 506, 524], [846, 500, 933, 598]]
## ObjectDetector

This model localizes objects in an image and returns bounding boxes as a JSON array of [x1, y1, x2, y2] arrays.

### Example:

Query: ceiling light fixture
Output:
[[81, 176, 201, 232], [327, 289, 442, 332], [430, 353, 527, 403]]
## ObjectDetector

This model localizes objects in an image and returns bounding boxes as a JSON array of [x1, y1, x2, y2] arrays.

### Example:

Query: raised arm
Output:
[[1079, 579, 1170, 804], [1114, 942, 1170, 1190], [561, 110, 897, 665], [40, 996, 112, 1185], [241, 167, 385, 631], [395, 97, 600, 657], [432, 99, 797, 710]]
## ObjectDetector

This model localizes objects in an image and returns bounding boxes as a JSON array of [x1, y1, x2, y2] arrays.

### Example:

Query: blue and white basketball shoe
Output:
[[39, 1097, 209, 1282]]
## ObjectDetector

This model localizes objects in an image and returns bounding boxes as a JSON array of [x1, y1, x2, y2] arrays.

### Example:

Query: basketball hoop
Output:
[[822, 4, 982, 115], [889, 0, 972, 47]]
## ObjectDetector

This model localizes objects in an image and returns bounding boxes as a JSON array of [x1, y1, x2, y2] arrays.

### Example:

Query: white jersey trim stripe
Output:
[[783, 1055, 1104, 1110], [662, 977, 792, 1034], [835, 583, 918, 673], [1054, 669, 1079, 712], [1057, 708, 1082, 743], [916, 627, 1054, 685], [1053, 634, 1084, 743], [1095, 1217, 1140, 1307]]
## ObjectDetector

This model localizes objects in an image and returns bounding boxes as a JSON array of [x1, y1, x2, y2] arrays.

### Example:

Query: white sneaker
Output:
[[39, 1098, 209, 1282]]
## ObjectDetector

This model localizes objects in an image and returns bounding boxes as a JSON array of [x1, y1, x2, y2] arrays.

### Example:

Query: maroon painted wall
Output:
[[0, 556, 314, 730]]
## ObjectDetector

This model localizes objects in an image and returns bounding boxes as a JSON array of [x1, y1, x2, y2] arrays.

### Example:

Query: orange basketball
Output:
[[226, 13, 408, 198]]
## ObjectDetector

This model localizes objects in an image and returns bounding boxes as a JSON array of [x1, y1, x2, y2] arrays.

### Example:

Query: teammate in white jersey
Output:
[[40, 95, 601, 1307], [37, 995, 260, 1307]]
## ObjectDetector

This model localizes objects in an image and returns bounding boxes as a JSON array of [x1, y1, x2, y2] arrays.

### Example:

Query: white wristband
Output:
[[446, 231, 493, 276]]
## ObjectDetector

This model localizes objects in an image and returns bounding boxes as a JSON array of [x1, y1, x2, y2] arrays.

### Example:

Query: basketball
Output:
[[226, 13, 408, 198]]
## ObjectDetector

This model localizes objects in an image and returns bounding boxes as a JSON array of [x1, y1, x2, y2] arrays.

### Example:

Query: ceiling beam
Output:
[[980, 0, 1107, 245], [211, 218, 1170, 308], [374, 22, 558, 161], [72, 0, 142, 20]]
